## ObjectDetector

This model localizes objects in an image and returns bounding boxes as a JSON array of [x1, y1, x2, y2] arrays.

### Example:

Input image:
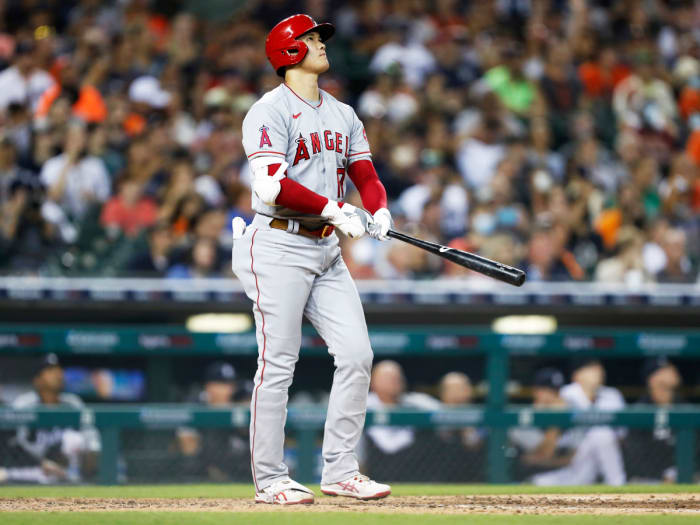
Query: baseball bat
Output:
[[386, 230, 526, 287]]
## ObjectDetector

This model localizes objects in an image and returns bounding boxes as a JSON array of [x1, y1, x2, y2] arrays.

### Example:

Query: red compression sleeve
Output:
[[347, 159, 387, 214], [267, 164, 328, 215]]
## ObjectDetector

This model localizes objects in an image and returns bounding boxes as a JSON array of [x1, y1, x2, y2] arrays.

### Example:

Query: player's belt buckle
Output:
[[320, 225, 332, 238]]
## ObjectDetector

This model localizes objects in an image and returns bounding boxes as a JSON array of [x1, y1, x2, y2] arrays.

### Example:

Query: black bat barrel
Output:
[[386, 230, 526, 287]]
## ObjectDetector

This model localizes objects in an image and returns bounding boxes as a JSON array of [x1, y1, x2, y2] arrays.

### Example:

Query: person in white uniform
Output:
[[233, 14, 393, 505], [511, 362, 627, 486]]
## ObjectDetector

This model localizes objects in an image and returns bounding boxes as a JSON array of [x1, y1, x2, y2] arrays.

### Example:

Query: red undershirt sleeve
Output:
[[267, 164, 328, 215], [347, 159, 387, 214]]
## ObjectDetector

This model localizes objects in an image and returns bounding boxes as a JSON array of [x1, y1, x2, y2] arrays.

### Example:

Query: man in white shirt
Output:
[[0, 41, 54, 114], [524, 360, 627, 486], [39, 121, 110, 237]]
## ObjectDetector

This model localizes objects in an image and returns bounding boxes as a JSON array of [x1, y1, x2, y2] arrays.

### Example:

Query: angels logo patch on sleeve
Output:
[[259, 125, 272, 148]]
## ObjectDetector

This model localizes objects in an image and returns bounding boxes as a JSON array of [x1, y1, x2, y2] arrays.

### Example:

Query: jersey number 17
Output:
[[336, 167, 346, 199]]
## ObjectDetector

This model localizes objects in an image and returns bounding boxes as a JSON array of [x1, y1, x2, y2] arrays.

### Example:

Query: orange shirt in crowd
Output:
[[578, 62, 631, 98], [35, 84, 107, 123], [595, 208, 623, 249], [678, 86, 700, 120], [123, 113, 147, 136], [687, 129, 700, 166]]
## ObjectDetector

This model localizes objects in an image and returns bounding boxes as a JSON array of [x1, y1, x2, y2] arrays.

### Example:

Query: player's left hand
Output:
[[368, 208, 393, 241], [321, 200, 366, 239]]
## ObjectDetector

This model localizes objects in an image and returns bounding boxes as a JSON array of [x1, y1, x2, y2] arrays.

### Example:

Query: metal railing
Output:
[[0, 406, 697, 485]]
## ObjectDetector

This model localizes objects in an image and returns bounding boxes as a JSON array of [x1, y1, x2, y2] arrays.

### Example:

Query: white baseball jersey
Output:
[[241, 83, 371, 225]]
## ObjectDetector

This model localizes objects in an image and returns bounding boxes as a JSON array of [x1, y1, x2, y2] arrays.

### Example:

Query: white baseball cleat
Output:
[[320, 473, 391, 500], [254, 479, 315, 505]]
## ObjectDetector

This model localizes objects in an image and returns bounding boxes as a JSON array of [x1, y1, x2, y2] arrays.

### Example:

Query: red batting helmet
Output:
[[265, 14, 335, 77]]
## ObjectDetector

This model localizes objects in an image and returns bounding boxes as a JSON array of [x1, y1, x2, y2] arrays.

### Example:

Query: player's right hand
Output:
[[321, 200, 366, 239]]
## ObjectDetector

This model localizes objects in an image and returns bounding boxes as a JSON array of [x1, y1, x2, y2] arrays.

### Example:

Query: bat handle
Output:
[[386, 230, 409, 242]]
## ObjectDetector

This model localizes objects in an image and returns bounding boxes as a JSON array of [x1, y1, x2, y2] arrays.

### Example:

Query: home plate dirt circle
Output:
[[1, 494, 699, 515]]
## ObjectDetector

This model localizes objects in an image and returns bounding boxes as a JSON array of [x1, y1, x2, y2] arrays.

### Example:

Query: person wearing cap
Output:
[[123, 76, 172, 136], [519, 361, 627, 485], [622, 358, 681, 482], [174, 362, 252, 482], [509, 368, 575, 481], [0, 354, 100, 484]]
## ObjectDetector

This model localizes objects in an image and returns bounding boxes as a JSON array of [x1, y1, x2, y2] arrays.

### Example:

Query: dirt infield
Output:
[[1, 494, 699, 515]]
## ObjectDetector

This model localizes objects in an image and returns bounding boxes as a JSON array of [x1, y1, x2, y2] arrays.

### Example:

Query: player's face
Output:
[[205, 381, 235, 405], [298, 31, 329, 74], [36, 366, 64, 392], [648, 366, 680, 405], [533, 387, 557, 407]]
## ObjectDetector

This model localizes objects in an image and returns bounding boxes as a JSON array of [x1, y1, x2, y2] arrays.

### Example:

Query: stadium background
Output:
[[0, 0, 699, 487]]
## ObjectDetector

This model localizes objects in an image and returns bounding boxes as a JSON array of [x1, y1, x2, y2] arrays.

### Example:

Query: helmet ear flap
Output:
[[284, 41, 308, 65]]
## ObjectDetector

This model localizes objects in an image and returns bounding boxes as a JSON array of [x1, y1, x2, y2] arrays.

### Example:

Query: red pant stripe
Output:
[[249, 229, 267, 491]]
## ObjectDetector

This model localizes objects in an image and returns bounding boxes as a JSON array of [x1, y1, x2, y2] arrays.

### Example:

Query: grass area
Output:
[[1, 483, 700, 499], [0, 513, 698, 525]]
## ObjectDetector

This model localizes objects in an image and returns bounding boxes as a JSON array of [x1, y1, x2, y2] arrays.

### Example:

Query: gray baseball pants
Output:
[[232, 214, 373, 490]]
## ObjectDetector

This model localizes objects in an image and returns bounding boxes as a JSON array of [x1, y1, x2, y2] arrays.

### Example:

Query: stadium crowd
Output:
[[0, 0, 698, 282]]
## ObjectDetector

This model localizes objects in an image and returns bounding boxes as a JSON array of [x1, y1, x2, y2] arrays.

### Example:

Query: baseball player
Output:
[[232, 14, 393, 504]]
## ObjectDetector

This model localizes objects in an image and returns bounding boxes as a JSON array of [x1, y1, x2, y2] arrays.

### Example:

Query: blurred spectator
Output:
[[484, 44, 537, 117], [35, 57, 108, 126], [125, 221, 174, 277], [656, 228, 694, 283], [524, 226, 576, 282], [174, 362, 251, 482], [0, 40, 53, 114], [362, 360, 440, 481], [358, 72, 420, 123], [166, 236, 221, 279], [613, 51, 677, 160], [545, 358, 626, 485], [455, 92, 510, 190], [39, 120, 110, 242], [578, 45, 631, 100], [0, 354, 100, 484], [509, 367, 571, 481], [4, 102, 33, 160], [0, 1, 695, 282], [594, 226, 651, 284], [510, 366, 626, 486], [561, 358, 626, 412], [623, 358, 681, 483], [100, 178, 157, 238], [369, 23, 436, 88], [642, 217, 670, 277], [435, 372, 484, 482], [0, 136, 55, 272]]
